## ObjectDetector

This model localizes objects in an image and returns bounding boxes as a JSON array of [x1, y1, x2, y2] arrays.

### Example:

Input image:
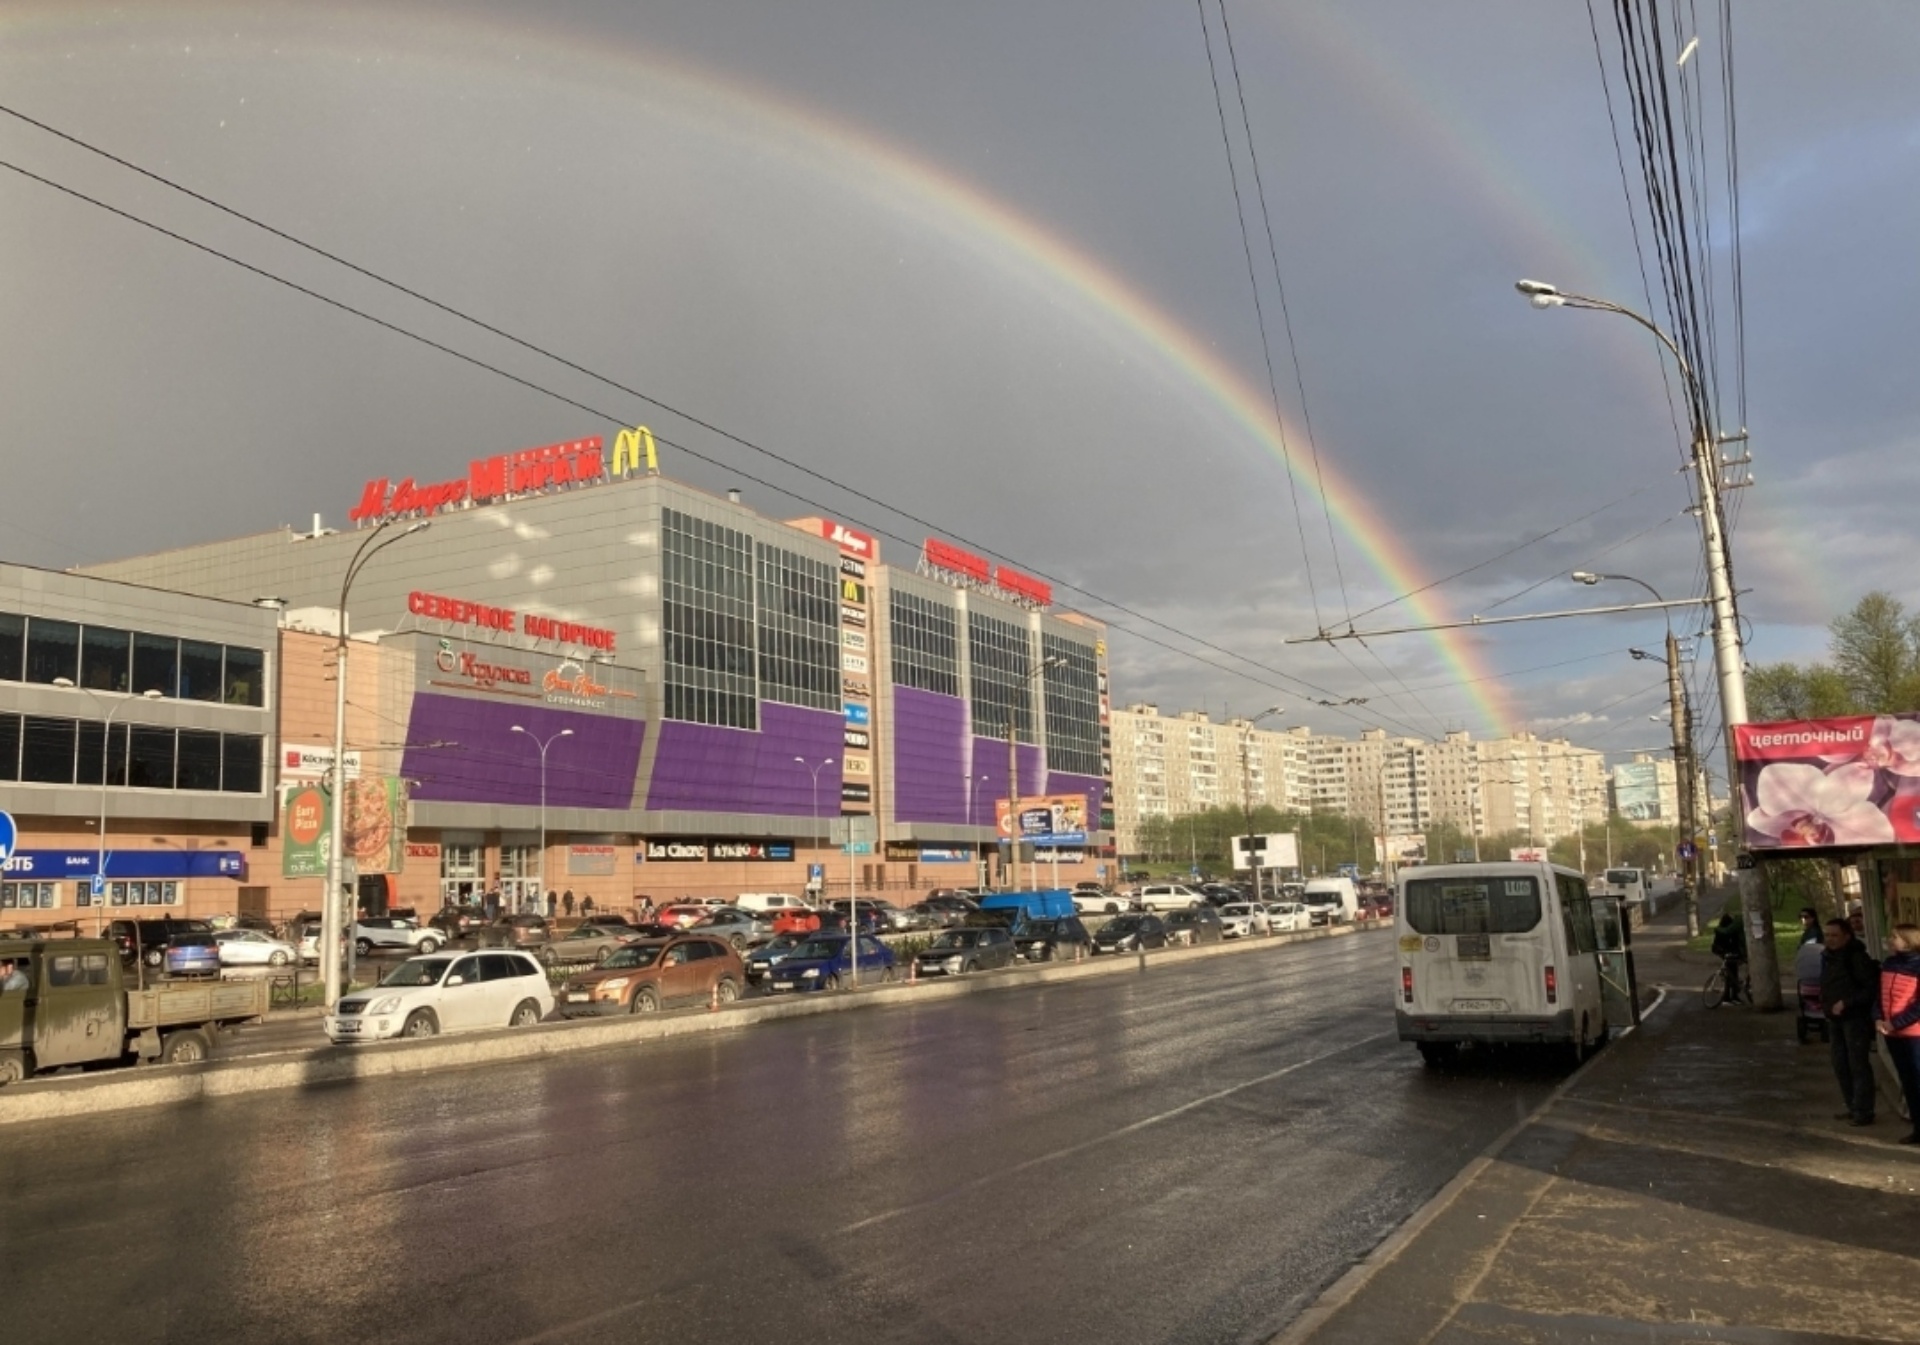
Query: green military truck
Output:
[[0, 937, 270, 1084]]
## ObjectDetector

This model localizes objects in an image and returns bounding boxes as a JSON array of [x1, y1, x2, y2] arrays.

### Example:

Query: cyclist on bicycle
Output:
[[1711, 911, 1747, 1004]]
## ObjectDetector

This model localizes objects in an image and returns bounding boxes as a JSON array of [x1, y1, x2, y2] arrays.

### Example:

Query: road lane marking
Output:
[[836, 1029, 1396, 1235]]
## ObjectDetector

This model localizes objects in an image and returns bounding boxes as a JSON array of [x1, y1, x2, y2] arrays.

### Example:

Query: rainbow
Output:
[[4, 5, 1685, 735]]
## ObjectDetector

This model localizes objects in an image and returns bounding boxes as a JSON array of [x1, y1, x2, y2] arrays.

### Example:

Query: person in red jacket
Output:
[[1875, 922, 1920, 1145]]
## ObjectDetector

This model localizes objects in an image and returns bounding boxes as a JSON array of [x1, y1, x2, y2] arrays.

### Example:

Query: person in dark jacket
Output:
[[1822, 918, 1880, 1125], [1874, 922, 1920, 1145], [1710, 912, 1747, 1003], [1797, 906, 1823, 946]]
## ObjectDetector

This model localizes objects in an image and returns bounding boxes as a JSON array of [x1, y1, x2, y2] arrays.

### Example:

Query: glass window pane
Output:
[[132, 633, 178, 698], [177, 730, 222, 791], [0, 612, 22, 681], [128, 726, 176, 789], [179, 640, 223, 703], [25, 617, 79, 685], [81, 626, 132, 693], [223, 646, 265, 707], [221, 733, 263, 793], [0, 714, 17, 781], [21, 715, 77, 784]]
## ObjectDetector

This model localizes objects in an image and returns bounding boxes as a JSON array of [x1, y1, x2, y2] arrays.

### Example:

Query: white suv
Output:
[[325, 950, 553, 1042], [1136, 884, 1204, 912], [353, 918, 443, 956]]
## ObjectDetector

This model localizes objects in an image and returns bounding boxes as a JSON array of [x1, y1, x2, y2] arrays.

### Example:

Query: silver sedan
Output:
[[214, 929, 299, 967]]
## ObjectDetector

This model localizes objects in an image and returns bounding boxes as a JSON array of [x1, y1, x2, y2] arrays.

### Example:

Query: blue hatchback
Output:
[[765, 932, 895, 992], [164, 932, 223, 979]]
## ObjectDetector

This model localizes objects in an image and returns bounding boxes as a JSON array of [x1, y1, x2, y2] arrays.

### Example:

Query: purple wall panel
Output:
[[402, 693, 646, 810], [891, 687, 969, 825], [645, 702, 842, 815]]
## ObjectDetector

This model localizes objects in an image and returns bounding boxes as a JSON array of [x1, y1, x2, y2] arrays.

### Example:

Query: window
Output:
[[128, 726, 176, 789], [0, 612, 22, 681], [176, 731, 221, 791], [1042, 632, 1101, 778], [24, 617, 79, 685], [223, 646, 265, 707], [179, 640, 224, 703], [754, 541, 839, 711], [20, 716, 76, 784], [1404, 876, 1543, 936], [81, 626, 132, 693], [479, 953, 520, 981], [1, 881, 60, 910], [132, 633, 178, 698], [889, 590, 960, 697], [661, 507, 758, 729], [1559, 875, 1598, 954], [968, 611, 1036, 741], [0, 713, 18, 781], [75, 722, 129, 789]]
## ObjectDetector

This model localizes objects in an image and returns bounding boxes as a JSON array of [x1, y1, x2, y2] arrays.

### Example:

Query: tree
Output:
[[1746, 661, 1856, 721], [1829, 591, 1920, 713]]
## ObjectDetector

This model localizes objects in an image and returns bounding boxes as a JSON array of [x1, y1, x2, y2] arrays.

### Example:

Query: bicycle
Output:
[[1702, 956, 1751, 1009]]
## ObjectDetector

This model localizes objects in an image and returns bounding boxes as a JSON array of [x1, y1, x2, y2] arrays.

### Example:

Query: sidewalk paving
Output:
[[1284, 908, 1920, 1345]]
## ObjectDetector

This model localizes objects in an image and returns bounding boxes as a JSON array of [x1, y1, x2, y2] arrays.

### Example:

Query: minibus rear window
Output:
[[1404, 877, 1542, 936]]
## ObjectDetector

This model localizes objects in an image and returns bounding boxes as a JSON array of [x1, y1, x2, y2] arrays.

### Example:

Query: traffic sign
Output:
[[90, 874, 106, 897], [0, 810, 15, 865]]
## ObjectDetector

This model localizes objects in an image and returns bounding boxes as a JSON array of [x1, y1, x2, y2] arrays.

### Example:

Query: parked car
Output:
[[743, 933, 807, 985], [816, 906, 886, 935], [206, 913, 278, 935], [827, 898, 908, 932], [914, 894, 981, 928], [326, 950, 553, 1042], [690, 907, 770, 951], [1264, 901, 1312, 932], [912, 927, 1017, 977], [164, 931, 223, 979], [1163, 906, 1226, 946], [1016, 916, 1093, 962], [1199, 883, 1246, 908], [1216, 903, 1271, 939], [766, 933, 897, 992], [733, 892, 810, 913], [1091, 912, 1169, 954], [655, 903, 713, 929], [107, 918, 214, 969], [558, 935, 744, 1015], [539, 922, 641, 966], [1135, 884, 1205, 912], [475, 914, 552, 951], [770, 907, 824, 937], [214, 929, 298, 967], [1070, 887, 1130, 915], [351, 918, 444, 957], [427, 906, 488, 940]]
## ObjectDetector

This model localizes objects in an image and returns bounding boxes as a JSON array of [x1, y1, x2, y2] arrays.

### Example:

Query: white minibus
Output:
[[1394, 861, 1607, 1067]]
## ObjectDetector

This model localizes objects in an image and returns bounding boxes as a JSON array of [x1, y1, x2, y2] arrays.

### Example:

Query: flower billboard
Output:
[[1735, 715, 1920, 849]]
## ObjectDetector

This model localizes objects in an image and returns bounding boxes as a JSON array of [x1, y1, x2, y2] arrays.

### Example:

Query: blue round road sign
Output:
[[0, 809, 16, 863]]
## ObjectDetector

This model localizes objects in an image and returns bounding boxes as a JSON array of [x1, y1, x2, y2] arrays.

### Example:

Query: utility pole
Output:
[[1663, 628, 1701, 936]]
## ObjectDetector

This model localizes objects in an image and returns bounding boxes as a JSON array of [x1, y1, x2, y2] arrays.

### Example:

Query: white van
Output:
[[1393, 861, 1607, 1066], [1597, 868, 1649, 909], [1300, 877, 1359, 926], [1136, 884, 1204, 912], [734, 892, 809, 913]]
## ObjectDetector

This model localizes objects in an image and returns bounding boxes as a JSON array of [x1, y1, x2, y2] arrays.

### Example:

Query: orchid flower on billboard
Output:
[[1746, 761, 1895, 847]]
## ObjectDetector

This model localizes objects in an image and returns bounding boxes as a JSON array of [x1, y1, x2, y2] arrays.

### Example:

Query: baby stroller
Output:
[[1793, 940, 1829, 1045]]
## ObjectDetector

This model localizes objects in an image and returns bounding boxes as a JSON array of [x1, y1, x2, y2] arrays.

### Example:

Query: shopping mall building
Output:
[[0, 431, 1112, 925]]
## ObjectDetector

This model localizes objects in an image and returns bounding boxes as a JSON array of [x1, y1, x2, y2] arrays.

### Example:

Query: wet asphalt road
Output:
[[1, 930, 1563, 1345]]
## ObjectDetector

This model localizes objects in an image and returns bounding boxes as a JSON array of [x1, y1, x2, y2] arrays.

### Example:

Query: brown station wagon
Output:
[[557, 935, 744, 1016]]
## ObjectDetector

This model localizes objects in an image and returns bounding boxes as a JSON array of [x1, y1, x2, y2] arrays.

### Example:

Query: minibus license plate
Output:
[[1456, 933, 1491, 960]]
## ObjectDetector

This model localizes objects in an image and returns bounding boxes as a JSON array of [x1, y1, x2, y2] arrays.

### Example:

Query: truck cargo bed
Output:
[[126, 978, 270, 1029]]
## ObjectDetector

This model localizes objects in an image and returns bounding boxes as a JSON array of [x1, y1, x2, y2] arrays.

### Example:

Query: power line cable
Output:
[[0, 148, 1437, 742]]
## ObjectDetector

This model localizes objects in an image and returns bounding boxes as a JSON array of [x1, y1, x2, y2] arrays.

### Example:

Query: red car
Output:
[[770, 908, 823, 937], [655, 903, 713, 929]]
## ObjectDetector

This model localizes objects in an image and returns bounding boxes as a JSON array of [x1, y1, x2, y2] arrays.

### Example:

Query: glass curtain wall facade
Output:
[[968, 611, 1036, 743], [889, 590, 960, 697], [754, 541, 839, 711], [0, 609, 265, 705], [661, 506, 758, 729], [1041, 631, 1101, 778]]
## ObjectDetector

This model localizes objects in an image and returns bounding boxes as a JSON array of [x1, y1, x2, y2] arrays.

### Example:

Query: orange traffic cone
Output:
[[709, 983, 719, 1012], [907, 957, 918, 984]]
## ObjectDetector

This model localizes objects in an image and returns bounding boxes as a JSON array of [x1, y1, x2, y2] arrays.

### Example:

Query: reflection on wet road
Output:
[[1, 932, 1561, 1345]]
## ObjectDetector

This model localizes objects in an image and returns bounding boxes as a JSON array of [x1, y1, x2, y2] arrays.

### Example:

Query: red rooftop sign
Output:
[[350, 437, 606, 523], [920, 538, 1052, 609], [409, 590, 616, 653]]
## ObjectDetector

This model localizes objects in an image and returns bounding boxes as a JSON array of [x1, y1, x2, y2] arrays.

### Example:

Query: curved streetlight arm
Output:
[[1517, 281, 1711, 438]]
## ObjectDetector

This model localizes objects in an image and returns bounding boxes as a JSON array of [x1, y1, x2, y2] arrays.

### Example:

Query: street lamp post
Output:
[[52, 679, 163, 935], [322, 519, 428, 1011], [1522, 280, 1776, 1004], [512, 726, 573, 920], [795, 754, 835, 904], [1002, 654, 1066, 889]]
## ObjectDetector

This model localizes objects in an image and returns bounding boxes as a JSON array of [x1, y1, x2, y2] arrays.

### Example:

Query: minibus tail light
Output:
[[1544, 965, 1558, 1004], [1401, 966, 1414, 1004]]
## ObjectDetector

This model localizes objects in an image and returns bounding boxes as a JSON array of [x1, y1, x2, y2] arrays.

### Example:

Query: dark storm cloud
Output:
[[0, 1, 1911, 755]]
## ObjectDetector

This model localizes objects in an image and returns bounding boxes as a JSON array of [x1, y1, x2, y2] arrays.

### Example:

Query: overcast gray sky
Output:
[[3, 1, 1914, 766]]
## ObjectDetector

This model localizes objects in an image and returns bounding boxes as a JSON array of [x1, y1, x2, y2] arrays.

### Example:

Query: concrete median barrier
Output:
[[0, 922, 1382, 1126]]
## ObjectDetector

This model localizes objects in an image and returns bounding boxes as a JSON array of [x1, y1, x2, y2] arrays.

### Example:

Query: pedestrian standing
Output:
[[562, 891, 575, 919], [581, 894, 595, 918], [1874, 922, 1920, 1145], [546, 889, 558, 919], [1797, 906, 1823, 946], [1822, 917, 1881, 1127]]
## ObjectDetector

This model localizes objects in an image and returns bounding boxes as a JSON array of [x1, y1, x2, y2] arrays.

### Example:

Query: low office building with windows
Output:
[[0, 564, 276, 925]]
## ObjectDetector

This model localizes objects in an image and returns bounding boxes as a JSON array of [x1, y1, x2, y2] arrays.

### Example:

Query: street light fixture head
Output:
[[1515, 279, 1558, 296], [510, 725, 527, 735], [558, 729, 574, 738], [52, 676, 75, 688], [1571, 571, 1600, 585], [1628, 648, 1651, 661], [404, 521, 432, 536], [140, 688, 164, 699]]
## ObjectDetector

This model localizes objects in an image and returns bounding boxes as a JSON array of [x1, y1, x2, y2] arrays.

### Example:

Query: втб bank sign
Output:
[[1735, 713, 1920, 849], [348, 427, 658, 524]]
